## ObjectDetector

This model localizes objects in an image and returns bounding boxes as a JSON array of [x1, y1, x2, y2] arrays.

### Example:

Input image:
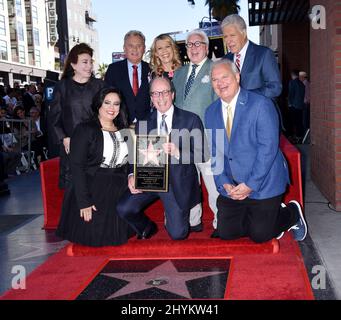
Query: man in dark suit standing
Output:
[[105, 30, 151, 124], [23, 84, 37, 115], [117, 77, 207, 240], [288, 70, 305, 142], [205, 59, 307, 243], [222, 14, 282, 100]]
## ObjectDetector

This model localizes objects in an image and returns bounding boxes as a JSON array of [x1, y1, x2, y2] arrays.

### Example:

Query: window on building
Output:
[[16, 0, 22, 17], [33, 28, 39, 46], [0, 40, 8, 60], [0, 15, 5, 36], [32, 5, 38, 24], [17, 21, 24, 41], [35, 49, 40, 67], [18, 44, 25, 63], [0, 0, 4, 11]]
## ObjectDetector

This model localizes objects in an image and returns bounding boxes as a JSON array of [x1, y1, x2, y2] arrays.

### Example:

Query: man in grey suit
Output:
[[173, 29, 219, 235]]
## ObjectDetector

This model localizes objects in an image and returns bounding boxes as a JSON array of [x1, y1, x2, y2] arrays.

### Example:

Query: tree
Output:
[[96, 63, 108, 80], [205, 0, 240, 21]]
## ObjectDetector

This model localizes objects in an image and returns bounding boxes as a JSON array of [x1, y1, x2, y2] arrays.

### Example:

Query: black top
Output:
[[50, 77, 105, 143]]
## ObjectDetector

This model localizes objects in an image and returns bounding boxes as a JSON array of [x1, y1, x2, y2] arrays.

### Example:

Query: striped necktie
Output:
[[160, 114, 168, 135], [184, 64, 198, 99], [235, 53, 241, 71]]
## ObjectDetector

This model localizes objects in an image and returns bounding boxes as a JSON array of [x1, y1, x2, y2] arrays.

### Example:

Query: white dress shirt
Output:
[[221, 88, 241, 129], [235, 41, 249, 72], [186, 57, 208, 80], [127, 60, 142, 88], [157, 105, 174, 135]]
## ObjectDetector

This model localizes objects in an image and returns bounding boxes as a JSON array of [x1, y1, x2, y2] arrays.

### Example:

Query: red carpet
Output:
[[0, 232, 313, 300]]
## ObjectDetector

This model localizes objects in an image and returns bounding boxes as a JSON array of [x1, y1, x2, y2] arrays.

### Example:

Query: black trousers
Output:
[[217, 194, 298, 243]]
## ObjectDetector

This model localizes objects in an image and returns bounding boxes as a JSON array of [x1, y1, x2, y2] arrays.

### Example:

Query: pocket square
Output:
[[201, 75, 210, 84]]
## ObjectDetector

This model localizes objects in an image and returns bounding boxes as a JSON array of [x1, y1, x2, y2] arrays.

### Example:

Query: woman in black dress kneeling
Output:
[[56, 87, 134, 246]]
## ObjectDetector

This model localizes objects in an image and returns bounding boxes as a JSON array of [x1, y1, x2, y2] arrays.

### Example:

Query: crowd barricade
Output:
[[0, 118, 37, 173]]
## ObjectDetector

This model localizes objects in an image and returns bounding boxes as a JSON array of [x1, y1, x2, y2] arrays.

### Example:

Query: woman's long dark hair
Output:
[[61, 43, 94, 79], [91, 87, 129, 130]]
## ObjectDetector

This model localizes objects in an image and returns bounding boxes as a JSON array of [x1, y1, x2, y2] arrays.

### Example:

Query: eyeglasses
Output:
[[185, 41, 207, 48], [150, 90, 171, 98]]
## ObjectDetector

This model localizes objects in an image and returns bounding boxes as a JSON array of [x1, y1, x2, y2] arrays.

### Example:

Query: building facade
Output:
[[56, 0, 99, 73]]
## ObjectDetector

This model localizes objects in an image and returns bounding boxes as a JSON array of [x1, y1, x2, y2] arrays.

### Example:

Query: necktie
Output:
[[132, 65, 139, 96], [160, 114, 168, 135], [226, 104, 233, 139], [184, 64, 198, 99], [235, 53, 241, 71]]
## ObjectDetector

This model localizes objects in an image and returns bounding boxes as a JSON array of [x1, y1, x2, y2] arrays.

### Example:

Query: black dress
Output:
[[56, 121, 133, 247], [49, 77, 105, 188]]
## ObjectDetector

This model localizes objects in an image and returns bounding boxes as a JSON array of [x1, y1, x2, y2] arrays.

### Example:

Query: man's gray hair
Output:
[[221, 14, 247, 34], [186, 29, 209, 45], [124, 30, 146, 44], [210, 59, 240, 77]]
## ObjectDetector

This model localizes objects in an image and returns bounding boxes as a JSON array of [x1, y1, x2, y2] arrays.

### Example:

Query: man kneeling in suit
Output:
[[117, 77, 207, 240], [205, 59, 307, 243]]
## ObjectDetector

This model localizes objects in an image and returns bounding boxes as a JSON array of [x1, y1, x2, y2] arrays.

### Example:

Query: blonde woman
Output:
[[150, 34, 182, 80]]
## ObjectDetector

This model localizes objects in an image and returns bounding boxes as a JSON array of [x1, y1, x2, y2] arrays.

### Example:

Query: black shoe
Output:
[[190, 222, 203, 233], [137, 221, 158, 240], [210, 229, 219, 238]]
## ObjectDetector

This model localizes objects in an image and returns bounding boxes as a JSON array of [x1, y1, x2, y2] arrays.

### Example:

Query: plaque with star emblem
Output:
[[135, 135, 169, 192]]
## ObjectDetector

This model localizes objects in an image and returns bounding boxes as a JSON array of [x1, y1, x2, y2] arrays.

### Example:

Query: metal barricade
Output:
[[0, 118, 36, 172]]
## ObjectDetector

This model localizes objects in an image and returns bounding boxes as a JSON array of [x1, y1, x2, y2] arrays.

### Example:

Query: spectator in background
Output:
[[50, 43, 105, 188], [149, 33, 182, 81], [3, 88, 17, 115], [105, 30, 151, 124], [23, 84, 37, 115], [288, 70, 305, 143], [299, 71, 310, 134], [30, 107, 47, 164]]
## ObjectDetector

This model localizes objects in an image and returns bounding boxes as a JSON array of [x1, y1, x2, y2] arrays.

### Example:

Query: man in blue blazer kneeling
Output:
[[205, 59, 307, 243]]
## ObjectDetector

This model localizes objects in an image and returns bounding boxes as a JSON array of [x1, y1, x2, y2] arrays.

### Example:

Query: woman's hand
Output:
[[63, 137, 71, 154], [80, 205, 97, 222], [128, 175, 143, 194]]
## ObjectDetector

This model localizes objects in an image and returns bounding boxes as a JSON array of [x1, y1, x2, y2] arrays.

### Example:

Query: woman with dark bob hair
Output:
[[56, 87, 135, 247], [50, 43, 105, 189]]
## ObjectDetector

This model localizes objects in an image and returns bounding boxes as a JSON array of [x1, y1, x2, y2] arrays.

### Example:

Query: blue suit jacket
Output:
[[134, 106, 207, 209], [173, 59, 217, 123], [205, 88, 289, 200], [225, 41, 282, 99], [104, 59, 151, 123]]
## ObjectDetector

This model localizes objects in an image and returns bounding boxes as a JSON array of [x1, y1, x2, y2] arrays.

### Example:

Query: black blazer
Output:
[[50, 77, 105, 143], [134, 106, 208, 210], [69, 119, 132, 209], [104, 59, 151, 124]]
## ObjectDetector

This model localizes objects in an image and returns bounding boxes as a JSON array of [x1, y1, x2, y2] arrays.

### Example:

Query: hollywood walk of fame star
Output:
[[139, 141, 162, 166], [101, 260, 226, 300]]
